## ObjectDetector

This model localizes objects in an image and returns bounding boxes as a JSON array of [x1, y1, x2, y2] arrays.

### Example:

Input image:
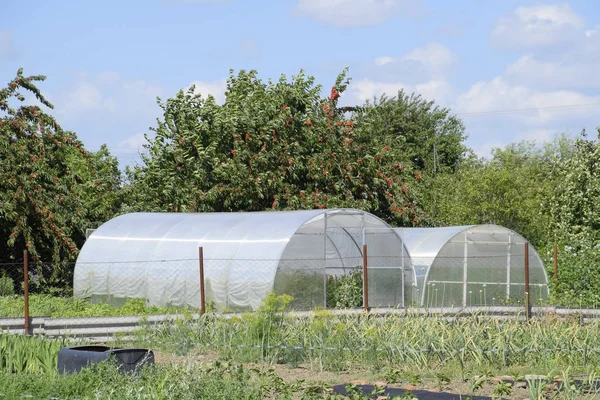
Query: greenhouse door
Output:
[[363, 228, 409, 308], [323, 217, 364, 309]]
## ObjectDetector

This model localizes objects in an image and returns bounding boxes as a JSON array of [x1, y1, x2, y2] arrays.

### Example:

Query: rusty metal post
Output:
[[362, 244, 369, 312], [199, 247, 206, 315], [553, 245, 558, 282], [524, 243, 530, 320], [23, 250, 30, 335]]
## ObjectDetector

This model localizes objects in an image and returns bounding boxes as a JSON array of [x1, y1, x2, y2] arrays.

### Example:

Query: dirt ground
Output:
[[152, 349, 596, 399]]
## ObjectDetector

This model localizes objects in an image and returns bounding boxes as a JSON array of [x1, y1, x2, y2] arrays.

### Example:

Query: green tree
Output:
[[421, 137, 571, 248], [0, 69, 121, 290], [547, 129, 600, 306], [126, 69, 425, 226], [353, 91, 468, 174]]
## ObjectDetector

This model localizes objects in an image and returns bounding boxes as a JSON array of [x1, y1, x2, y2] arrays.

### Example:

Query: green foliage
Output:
[[492, 380, 513, 397], [0, 271, 14, 296], [326, 270, 363, 308], [0, 69, 121, 265], [420, 138, 568, 247], [0, 358, 410, 399], [435, 372, 451, 391], [0, 68, 122, 300], [275, 270, 365, 310], [141, 307, 600, 375], [0, 334, 65, 374], [274, 270, 324, 310], [6, 66, 600, 309], [547, 130, 600, 306], [239, 292, 292, 361], [125, 68, 425, 226], [353, 91, 467, 174], [0, 295, 180, 318]]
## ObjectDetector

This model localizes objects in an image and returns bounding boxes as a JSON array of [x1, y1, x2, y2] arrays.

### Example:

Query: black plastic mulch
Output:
[[333, 384, 498, 399]]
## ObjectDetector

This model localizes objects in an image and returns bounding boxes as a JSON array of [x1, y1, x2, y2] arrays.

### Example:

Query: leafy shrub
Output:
[[326, 270, 363, 308], [548, 240, 600, 307], [242, 292, 292, 361], [0, 295, 181, 318], [0, 334, 65, 374], [273, 270, 324, 310], [0, 271, 14, 296]]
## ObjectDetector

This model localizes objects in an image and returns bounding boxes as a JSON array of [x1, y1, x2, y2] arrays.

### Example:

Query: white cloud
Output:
[[457, 5, 600, 156], [296, 0, 420, 27], [517, 128, 556, 143], [403, 43, 457, 72], [505, 55, 600, 90], [491, 4, 585, 49], [375, 56, 395, 66], [65, 82, 105, 113], [95, 71, 121, 85], [471, 141, 505, 159], [59, 72, 163, 119], [0, 30, 16, 60], [358, 44, 457, 109], [583, 25, 600, 53], [377, 43, 456, 74], [189, 79, 227, 104], [456, 77, 600, 125], [119, 133, 151, 153], [350, 78, 453, 105]]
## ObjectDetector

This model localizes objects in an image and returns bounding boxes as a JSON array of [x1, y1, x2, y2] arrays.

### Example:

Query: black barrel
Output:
[[57, 345, 154, 374]]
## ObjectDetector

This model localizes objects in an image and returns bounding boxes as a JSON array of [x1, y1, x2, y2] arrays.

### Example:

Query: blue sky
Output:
[[2, 0, 600, 167]]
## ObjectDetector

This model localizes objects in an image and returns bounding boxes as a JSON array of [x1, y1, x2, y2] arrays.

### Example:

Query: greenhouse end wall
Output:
[[396, 225, 550, 307]]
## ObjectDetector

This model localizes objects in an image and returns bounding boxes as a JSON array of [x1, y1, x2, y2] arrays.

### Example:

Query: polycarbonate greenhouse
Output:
[[74, 209, 411, 311], [395, 225, 550, 307]]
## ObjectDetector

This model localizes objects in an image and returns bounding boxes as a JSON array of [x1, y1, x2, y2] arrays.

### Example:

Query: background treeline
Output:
[[1, 68, 598, 305]]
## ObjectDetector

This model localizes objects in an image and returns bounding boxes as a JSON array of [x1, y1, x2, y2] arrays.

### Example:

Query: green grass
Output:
[[4, 299, 600, 399], [0, 334, 68, 374], [0, 294, 181, 318], [0, 361, 291, 399], [0, 359, 407, 399], [125, 294, 600, 379]]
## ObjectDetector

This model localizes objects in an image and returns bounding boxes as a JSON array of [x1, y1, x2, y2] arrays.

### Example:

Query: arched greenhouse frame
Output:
[[395, 225, 550, 307], [74, 209, 412, 311]]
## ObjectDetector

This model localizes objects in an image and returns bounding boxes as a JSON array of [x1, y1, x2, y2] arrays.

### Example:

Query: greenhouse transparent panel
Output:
[[529, 284, 548, 304], [278, 224, 327, 309], [368, 268, 404, 307], [364, 228, 409, 308], [510, 254, 525, 284], [529, 256, 548, 284], [325, 227, 362, 276], [466, 283, 506, 306], [274, 259, 326, 310], [466, 242, 508, 283], [75, 209, 398, 311], [398, 225, 550, 307], [423, 282, 463, 308], [428, 241, 463, 281], [424, 239, 464, 307]]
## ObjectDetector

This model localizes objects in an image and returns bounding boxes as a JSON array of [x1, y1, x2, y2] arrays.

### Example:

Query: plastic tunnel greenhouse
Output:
[[395, 225, 550, 307], [74, 209, 411, 311]]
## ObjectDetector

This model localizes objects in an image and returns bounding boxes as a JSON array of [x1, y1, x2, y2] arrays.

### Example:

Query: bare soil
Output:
[[153, 349, 599, 399]]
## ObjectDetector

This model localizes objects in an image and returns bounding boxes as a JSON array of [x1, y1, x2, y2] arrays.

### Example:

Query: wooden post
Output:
[[23, 250, 30, 335], [524, 243, 530, 320], [362, 244, 369, 312], [553, 245, 558, 282], [199, 247, 206, 315]]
